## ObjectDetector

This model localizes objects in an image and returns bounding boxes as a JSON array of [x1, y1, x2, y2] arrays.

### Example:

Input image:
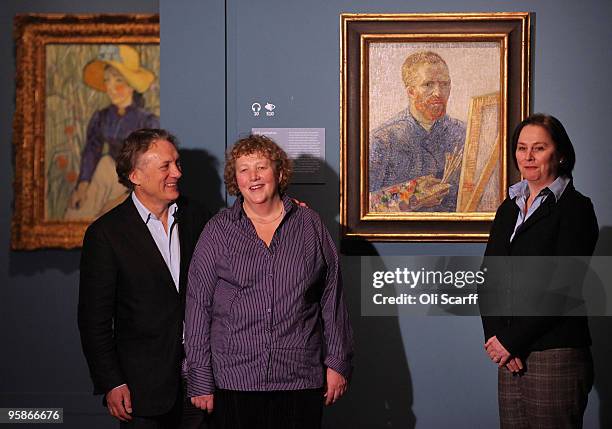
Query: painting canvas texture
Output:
[[44, 44, 160, 220], [368, 42, 501, 213]]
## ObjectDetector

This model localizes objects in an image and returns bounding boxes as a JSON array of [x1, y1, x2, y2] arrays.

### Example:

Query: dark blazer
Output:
[[78, 195, 209, 416], [481, 182, 598, 356]]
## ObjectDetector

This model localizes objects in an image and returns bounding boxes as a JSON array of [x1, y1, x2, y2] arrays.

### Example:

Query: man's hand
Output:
[[484, 335, 511, 367], [106, 384, 132, 422], [191, 394, 214, 414], [69, 181, 90, 210], [291, 198, 308, 208], [419, 187, 450, 208], [505, 357, 524, 374], [324, 368, 348, 406]]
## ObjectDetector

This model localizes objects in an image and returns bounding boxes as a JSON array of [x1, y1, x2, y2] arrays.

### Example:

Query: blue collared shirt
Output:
[[508, 175, 570, 242], [131, 192, 181, 291]]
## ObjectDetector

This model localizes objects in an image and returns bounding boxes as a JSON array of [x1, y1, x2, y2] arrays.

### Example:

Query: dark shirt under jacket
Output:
[[481, 182, 598, 356], [78, 195, 209, 416]]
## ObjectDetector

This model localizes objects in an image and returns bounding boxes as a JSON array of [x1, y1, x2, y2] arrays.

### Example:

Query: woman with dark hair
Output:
[[184, 135, 353, 428], [482, 113, 598, 428]]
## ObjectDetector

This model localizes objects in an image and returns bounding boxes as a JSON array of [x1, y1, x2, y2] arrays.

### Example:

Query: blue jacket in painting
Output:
[[369, 109, 466, 211]]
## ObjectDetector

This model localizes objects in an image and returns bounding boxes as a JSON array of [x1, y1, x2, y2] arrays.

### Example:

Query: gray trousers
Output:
[[498, 348, 593, 429]]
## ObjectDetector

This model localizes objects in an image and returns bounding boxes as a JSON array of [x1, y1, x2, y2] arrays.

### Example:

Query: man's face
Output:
[[407, 62, 451, 122], [130, 139, 182, 208]]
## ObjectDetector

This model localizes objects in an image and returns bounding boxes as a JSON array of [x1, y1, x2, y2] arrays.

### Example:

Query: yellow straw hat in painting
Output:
[[83, 45, 155, 94]]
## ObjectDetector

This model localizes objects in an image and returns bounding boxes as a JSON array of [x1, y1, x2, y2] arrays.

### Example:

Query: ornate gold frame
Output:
[[340, 13, 531, 243], [11, 14, 159, 250]]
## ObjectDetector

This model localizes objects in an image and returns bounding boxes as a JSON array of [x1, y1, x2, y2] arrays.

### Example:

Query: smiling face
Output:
[[104, 66, 134, 110], [516, 125, 560, 187], [235, 152, 280, 208], [130, 139, 181, 210], [407, 62, 451, 122]]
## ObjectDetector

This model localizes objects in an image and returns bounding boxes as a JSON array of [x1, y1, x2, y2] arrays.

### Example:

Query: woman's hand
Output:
[[505, 357, 524, 373], [191, 394, 214, 413], [484, 336, 512, 367], [324, 368, 347, 406]]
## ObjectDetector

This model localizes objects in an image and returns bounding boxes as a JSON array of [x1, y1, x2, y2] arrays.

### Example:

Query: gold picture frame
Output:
[[11, 14, 159, 249], [340, 13, 531, 243]]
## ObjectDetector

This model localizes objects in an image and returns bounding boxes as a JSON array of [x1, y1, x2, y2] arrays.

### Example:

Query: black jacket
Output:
[[78, 196, 209, 415], [481, 182, 598, 355]]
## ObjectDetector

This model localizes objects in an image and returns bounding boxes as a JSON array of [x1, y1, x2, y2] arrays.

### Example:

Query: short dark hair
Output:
[[511, 113, 576, 178], [224, 134, 292, 196], [116, 129, 179, 190]]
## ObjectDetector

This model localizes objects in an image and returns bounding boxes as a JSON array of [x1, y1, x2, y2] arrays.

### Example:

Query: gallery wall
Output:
[[0, 2, 160, 429], [163, 1, 612, 427], [2, 0, 611, 428]]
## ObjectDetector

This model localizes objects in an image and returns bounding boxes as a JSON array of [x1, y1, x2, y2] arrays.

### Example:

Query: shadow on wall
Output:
[[179, 148, 225, 215], [288, 155, 416, 429], [9, 248, 81, 277], [590, 226, 612, 429]]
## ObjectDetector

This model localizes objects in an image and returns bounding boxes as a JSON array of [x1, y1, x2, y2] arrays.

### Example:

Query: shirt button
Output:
[[266, 308, 271, 313]]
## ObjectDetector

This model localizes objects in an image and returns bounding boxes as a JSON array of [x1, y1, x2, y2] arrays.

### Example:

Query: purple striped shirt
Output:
[[184, 194, 353, 397]]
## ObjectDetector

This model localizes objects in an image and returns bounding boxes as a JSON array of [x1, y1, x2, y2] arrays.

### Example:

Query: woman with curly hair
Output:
[[184, 135, 353, 429]]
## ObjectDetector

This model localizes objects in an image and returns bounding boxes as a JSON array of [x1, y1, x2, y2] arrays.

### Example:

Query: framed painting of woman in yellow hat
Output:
[[57, 44, 160, 220], [47, 44, 160, 221], [12, 14, 159, 249]]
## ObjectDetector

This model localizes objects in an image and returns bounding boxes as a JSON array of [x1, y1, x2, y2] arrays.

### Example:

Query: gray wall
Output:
[[2, 0, 611, 427]]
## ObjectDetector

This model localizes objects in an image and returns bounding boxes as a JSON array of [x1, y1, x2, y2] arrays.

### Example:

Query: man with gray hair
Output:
[[78, 129, 210, 428], [369, 51, 466, 211]]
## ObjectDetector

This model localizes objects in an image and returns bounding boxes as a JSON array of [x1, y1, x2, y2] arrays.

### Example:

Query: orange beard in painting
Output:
[[414, 94, 447, 122], [407, 62, 451, 124]]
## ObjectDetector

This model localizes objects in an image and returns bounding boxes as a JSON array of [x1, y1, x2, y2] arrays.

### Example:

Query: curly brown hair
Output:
[[224, 134, 292, 196], [116, 129, 179, 190]]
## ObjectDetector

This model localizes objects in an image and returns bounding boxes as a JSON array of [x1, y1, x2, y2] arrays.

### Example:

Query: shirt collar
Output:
[[131, 192, 178, 224], [230, 193, 295, 222], [509, 175, 570, 202], [547, 175, 570, 201]]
